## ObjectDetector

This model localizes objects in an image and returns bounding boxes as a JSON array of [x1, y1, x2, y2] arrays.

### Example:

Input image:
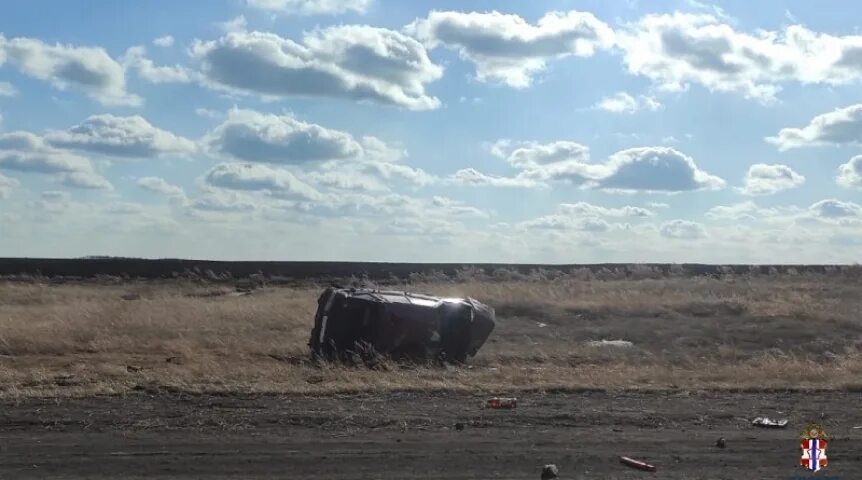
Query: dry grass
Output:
[[1, 270, 861, 398]]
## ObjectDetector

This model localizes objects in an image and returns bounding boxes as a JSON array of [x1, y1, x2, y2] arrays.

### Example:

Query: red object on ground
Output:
[[619, 456, 657, 472], [486, 397, 517, 409]]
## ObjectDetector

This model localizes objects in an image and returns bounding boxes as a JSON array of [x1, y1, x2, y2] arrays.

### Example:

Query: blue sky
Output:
[[0, 0, 861, 262]]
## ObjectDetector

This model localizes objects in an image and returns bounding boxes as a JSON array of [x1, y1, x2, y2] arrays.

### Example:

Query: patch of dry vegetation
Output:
[[1, 266, 861, 398]]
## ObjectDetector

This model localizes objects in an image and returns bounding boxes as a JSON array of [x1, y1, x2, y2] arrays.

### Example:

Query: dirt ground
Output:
[[2, 390, 860, 479]]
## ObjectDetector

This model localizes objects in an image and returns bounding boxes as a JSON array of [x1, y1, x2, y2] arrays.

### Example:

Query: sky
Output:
[[0, 0, 861, 263]]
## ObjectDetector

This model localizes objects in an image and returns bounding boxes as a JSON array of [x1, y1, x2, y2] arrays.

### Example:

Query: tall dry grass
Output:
[[1, 268, 861, 398]]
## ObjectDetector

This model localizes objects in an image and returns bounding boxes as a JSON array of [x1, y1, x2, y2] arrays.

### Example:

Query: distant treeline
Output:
[[0, 257, 855, 281]]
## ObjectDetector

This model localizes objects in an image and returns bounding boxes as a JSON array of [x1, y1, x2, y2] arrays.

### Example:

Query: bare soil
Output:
[[2, 390, 860, 479]]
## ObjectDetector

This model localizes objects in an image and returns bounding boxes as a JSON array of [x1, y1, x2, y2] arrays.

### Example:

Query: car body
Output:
[[309, 287, 496, 362]]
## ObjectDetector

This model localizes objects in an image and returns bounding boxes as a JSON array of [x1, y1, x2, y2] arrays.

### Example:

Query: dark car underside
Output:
[[309, 287, 496, 363]]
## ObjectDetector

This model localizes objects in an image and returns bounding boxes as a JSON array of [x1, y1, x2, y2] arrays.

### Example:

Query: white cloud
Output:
[[190, 26, 442, 109], [660, 219, 706, 239], [45, 114, 196, 158], [301, 169, 386, 192], [517, 201, 653, 233], [740, 163, 804, 195], [809, 198, 862, 219], [767, 104, 862, 150], [189, 189, 259, 213], [153, 36, 175, 48], [705, 199, 860, 226], [594, 92, 663, 114], [499, 140, 590, 169], [617, 12, 862, 103], [246, 0, 371, 15], [837, 155, 862, 189], [408, 10, 614, 88], [0, 131, 94, 174], [216, 15, 248, 33], [595, 147, 726, 192], [204, 162, 322, 201], [558, 202, 654, 218], [59, 171, 113, 190], [0, 172, 19, 198], [123, 46, 194, 84], [0, 35, 140, 106], [0, 81, 17, 97], [447, 168, 541, 188], [464, 142, 724, 193], [206, 109, 361, 164], [138, 176, 186, 198], [357, 161, 435, 186], [706, 201, 780, 221]]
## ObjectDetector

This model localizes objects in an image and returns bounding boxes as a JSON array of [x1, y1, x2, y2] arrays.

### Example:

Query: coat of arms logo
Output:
[[800, 422, 829, 472]]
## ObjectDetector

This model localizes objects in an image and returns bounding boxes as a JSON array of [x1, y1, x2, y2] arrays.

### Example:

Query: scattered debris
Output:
[[536, 322, 548, 328], [120, 293, 141, 301], [716, 437, 726, 448], [126, 365, 143, 373], [540, 464, 559, 480], [486, 397, 517, 409], [752, 417, 788, 428], [853, 425, 862, 429], [454, 422, 465, 431], [587, 339, 634, 348], [620, 456, 657, 472], [165, 356, 184, 364]]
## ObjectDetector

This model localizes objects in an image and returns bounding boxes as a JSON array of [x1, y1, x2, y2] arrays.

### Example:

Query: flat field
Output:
[[1, 267, 861, 478]]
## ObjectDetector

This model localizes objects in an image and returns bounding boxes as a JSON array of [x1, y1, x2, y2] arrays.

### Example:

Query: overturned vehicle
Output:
[[309, 287, 496, 363]]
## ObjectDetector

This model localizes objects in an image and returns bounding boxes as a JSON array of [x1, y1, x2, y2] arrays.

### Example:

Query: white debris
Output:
[[587, 339, 634, 348]]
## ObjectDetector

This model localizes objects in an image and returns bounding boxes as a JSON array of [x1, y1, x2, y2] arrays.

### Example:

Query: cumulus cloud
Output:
[[357, 161, 435, 186], [464, 142, 724, 193], [593, 147, 726, 192], [519, 202, 653, 232], [246, 0, 371, 15], [767, 104, 862, 150], [190, 26, 442, 109], [0, 35, 139, 106], [153, 36, 175, 48], [0, 172, 19, 198], [660, 219, 706, 239], [45, 114, 196, 158], [706, 201, 781, 221], [617, 12, 862, 103], [300, 169, 386, 192], [138, 176, 186, 197], [837, 155, 862, 189], [809, 198, 862, 219], [204, 162, 322, 201], [0, 131, 94, 174], [123, 46, 194, 84], [59, 171, 113, 190], [740, 163, 804, 195], [189, 190, 258, 213], [206, 109, 361, 164], [408, 10, 614, 88], [0, 81, 17, 97], [558, 201, 654, 218], [447, 168, 541, 188], [594, 92, 662, 114]]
